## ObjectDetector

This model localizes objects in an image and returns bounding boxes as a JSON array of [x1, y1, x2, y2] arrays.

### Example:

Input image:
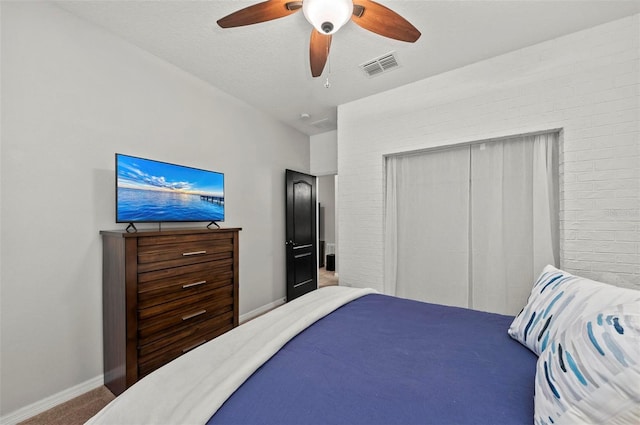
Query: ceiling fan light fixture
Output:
[[303, 0, 353, 35]]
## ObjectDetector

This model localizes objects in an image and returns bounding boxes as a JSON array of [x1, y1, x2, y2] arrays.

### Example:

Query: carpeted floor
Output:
[[18, 386, 114, 425]]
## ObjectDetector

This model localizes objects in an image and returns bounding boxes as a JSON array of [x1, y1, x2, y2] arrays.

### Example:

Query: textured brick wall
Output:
[[338, 15, 639, 292]]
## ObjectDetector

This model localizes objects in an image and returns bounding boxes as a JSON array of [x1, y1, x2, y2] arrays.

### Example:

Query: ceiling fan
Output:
[[217, 0, 421, 78]]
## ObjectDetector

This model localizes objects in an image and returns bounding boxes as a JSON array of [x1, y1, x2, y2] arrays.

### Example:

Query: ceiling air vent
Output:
[[360, 52, 399, 77], [311, 118, 335, 130]]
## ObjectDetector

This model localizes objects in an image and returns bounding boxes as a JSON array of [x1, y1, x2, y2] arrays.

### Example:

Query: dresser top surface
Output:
[[100, 227, 242, 238]]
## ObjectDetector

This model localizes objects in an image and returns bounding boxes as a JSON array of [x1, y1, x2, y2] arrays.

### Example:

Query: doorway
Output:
[[318, 174, 338, 287]]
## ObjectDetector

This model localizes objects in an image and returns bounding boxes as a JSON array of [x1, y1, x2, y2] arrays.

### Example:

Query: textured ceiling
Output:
[[56, 0, 640, 136]]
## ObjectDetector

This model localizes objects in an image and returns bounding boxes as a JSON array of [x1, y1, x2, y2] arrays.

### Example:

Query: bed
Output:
[[86, 286, 539, 425], [210, 291, 537, 425], [87, 265, 640, 425]]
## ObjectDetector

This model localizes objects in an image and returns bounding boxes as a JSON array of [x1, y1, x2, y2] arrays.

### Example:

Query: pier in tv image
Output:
[[116, 154, 225, 222]]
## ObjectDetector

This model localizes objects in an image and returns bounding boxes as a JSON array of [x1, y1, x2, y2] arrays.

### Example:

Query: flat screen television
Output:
[[116, 153, 224, 223]]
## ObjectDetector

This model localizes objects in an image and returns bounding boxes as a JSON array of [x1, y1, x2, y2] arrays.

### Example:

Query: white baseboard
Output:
[[239, 297, 286, 324], [0, 375, 104, 425]]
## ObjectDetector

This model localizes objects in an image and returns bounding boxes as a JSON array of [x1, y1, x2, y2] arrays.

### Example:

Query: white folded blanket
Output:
[[86, 286, 376, 425]]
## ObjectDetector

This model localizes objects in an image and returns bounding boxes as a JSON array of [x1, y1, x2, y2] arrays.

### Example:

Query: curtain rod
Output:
[[383, 128, 563, 159]]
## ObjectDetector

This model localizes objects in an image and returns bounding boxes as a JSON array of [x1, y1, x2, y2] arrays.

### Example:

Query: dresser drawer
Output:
[[138, 261, 234, 309], [137, 256, 233, 285], [138, 287, 234, 343], [138, 304, 234, 347], [138, 232, 234, 248], [138, 312, 234, 378], [137, 233, 233, 270], [138, 309, 234, 357], [138, 248, 233, 273], [139, 284, 233, 321]]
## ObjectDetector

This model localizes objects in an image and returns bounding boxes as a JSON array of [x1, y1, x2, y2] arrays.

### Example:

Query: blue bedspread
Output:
[[209, 294, 537, 425]]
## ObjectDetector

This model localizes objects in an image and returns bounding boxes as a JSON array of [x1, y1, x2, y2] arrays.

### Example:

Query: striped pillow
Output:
[[534, 303, 640, 425], [508, 265, 640, 355]]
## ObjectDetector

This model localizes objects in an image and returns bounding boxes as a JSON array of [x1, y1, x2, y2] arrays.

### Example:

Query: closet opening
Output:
[[384, 130, 560, 315]]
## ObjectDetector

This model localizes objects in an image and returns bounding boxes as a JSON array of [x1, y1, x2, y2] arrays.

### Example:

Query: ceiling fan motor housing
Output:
[[303, 0, 353, 35]]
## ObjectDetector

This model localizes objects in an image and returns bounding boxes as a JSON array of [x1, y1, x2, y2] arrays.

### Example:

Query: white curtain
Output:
[[385, 146, 470, 308], [384, 132, 558, 315], [471, 133, 559, 314]]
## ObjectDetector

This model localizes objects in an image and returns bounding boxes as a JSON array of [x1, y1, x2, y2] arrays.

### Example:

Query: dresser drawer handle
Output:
[[182, 309, 207, 321], [182, 339, 207, 353], [182, 250, 206, 256], [182, 280, 207, 289]]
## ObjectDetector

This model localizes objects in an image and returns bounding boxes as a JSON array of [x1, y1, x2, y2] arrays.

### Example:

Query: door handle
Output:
[[285, 240, 295, 246]]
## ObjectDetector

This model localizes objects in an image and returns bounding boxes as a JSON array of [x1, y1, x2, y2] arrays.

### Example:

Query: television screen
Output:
[[116, 153, 224, 223]]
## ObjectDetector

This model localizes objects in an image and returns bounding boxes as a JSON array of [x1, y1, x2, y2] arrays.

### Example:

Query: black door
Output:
[[285, 169, 317, 301]]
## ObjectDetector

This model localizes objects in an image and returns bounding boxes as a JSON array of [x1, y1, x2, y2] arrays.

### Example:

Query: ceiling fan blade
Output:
[[309, 29, 332, 78], [351, 0, 421, 43], [217, 0, 302, 28]]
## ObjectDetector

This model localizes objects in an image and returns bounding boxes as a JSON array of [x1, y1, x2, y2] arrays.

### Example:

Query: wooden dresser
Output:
[[100, 227, 241, 395]]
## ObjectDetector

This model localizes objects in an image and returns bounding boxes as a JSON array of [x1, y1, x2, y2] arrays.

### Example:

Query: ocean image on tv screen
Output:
[[116, 154, 224, 222]]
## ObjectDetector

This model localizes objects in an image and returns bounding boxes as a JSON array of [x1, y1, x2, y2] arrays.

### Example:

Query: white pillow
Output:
[[508, 265, 640, 355], [534, 302, 640, 425]]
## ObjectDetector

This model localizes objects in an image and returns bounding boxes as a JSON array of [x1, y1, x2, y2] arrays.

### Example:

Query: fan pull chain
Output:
[[324, 51, 332, 88]]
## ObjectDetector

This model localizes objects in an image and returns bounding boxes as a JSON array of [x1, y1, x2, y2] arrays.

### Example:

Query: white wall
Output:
[[310, 130, 337, 175], [0, 2, 309, 417], [338, 15, 639, 293]]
